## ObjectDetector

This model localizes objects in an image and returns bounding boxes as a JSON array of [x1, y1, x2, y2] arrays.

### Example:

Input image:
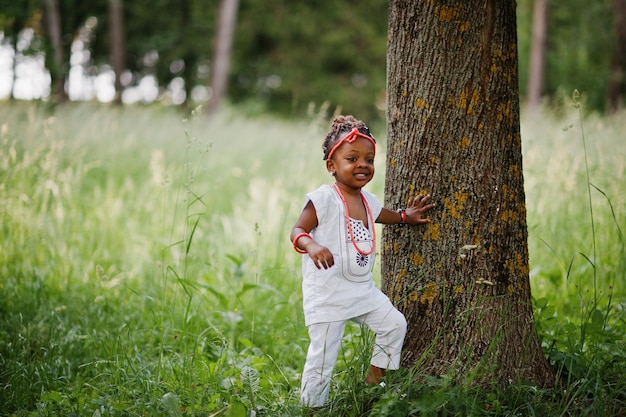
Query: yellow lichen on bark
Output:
[[507, 284, 515, 296], [436, 4, 459, 22], [497, 100, 513, 122], [392, 268, 408, 299], [424, 221, 441, 241], [392, 241, 400, 255], [444, 189, 469, 219], [467, 88, 480, 115], [457, 91, 467, 109], [509, 164, 521, 180], [398, 268, 408, 280], [415, 98, 430, 109], [393, 268, 408, 304], [455, 190, 469, 204], [500, 209, 518, 223], [420, 282, 440, 306], [409, 252, 424, 266], [505, 251, 529, 277], [500, 183, 509, 200], [460, 136, 470, 148]]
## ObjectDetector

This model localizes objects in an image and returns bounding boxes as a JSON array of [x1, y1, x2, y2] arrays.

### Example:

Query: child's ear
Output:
[[326, 159, 336, 176]]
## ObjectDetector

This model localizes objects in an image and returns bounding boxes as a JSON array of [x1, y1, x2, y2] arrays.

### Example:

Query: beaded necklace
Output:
[[333, 183, 376, 256]]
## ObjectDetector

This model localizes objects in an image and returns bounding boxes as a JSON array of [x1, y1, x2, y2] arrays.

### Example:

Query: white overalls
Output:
[[299, 185, 407, 407]]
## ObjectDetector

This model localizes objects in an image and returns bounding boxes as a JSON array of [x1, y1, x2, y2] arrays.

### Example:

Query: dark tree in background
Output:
[[382, 0, 554, 386], [207, 0, 239, 115], [0, 0, 624, 115], [108, 0, 125, 105], [607, 0, 626, 114], [43, 0, 67, 103], [525, 0, 548, 111]]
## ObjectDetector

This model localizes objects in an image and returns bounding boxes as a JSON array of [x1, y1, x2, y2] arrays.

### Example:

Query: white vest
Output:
[[301, 184, 389, 326]]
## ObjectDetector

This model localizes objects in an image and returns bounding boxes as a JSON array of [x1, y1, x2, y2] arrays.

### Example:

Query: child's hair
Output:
[[322, 115, 375, 160]]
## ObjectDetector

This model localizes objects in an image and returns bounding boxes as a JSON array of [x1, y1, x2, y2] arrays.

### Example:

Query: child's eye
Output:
[[347, 157, 357, 162], [367, 159, 375, 164]]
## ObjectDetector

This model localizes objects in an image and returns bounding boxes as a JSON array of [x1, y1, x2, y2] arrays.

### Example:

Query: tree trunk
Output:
[[607, 0, 626, 114], [180, 0, 196, 110], [526, 0, 548, 111], [383, 0, 554, 387], [9, 20, 22, 101], [109, 0, 126, 105], [43, 0, 68, 103], [206, 0, 239, 116]]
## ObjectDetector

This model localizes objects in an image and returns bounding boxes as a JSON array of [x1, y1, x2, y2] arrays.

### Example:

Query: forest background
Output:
[[1, 1, 625, 416], [1, 0, 624, 121]]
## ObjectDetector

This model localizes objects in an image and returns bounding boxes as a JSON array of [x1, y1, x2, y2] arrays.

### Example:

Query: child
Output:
[[290, 115, 434, 408]]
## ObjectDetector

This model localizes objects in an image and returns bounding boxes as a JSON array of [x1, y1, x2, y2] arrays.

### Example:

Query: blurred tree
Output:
[[607, 0, 626, 113], [383, 0, 554, 386], [108, 0, 125, 105], [230, 0, 388, 121], [0, 0, 39, 100], [41, 0, 106, 104], [516, 0, 619, 112], [43, 0, 67, 103], [2, 0, 621, 115], [544, 1, 613, 111], [207, 0, 239, 115], [525, 0, 548, 111], [121, 0, 215, 104]]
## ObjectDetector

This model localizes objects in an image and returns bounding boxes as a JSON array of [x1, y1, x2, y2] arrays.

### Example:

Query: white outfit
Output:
[[299, 184, 407, 407]]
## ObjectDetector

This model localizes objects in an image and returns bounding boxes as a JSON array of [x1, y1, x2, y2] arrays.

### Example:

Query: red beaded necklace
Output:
[[333, 183, 376, 256]]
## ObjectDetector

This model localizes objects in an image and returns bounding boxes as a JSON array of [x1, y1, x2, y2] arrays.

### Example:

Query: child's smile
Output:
[[327, 137, 376, 191]]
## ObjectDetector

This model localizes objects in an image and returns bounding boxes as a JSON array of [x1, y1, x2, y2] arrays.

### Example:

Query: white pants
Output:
[[300, 300, 407, 407]]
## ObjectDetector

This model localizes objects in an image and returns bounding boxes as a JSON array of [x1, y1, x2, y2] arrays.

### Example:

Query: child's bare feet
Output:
[[365, 365, 386, 385]]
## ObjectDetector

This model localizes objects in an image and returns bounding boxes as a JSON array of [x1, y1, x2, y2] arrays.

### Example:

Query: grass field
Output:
[[0, 101, 624, 416]]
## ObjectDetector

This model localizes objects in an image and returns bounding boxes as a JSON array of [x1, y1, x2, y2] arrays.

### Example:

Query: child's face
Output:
[[326, 137, 375, 190]]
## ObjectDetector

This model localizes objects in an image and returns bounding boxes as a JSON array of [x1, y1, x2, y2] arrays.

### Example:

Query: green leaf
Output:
[[224, 400, 247, 417], [161, 392, 183, 417], [41, 391, 62, 403]]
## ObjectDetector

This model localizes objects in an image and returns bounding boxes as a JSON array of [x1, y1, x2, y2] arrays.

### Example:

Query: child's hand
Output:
[[406, 194, 435, 225], [307, 243, 335, 270]]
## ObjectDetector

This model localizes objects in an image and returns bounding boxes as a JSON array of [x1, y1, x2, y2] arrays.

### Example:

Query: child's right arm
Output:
[[291, 201, 335, 270], [376, 194, 434, 225]]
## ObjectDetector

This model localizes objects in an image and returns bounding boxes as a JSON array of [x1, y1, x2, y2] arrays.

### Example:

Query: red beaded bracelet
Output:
[[293, 232, 312, 254], [398, 209, 407, 227]]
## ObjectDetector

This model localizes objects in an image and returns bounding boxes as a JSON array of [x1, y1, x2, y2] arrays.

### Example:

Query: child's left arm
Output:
[[376, 194, 434, 226]]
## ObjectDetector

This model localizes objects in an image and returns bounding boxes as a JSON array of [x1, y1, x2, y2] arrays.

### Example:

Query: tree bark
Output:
[[108, 0, 126, 105], [526, 0, 548, 111], [43, 0, 68, 103], [207, 0, 239, 115], [607, 0, 626, 114], [179, 0, 198, 110], [9, 18, 23, 101], [383, 0, 554, 387]]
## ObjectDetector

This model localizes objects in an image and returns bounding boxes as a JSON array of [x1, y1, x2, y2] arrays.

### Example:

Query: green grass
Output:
[[0, 100, 624, 416]]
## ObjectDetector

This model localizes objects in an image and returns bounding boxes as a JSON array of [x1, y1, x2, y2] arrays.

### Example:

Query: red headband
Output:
[[326, 128, 376, 160]]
